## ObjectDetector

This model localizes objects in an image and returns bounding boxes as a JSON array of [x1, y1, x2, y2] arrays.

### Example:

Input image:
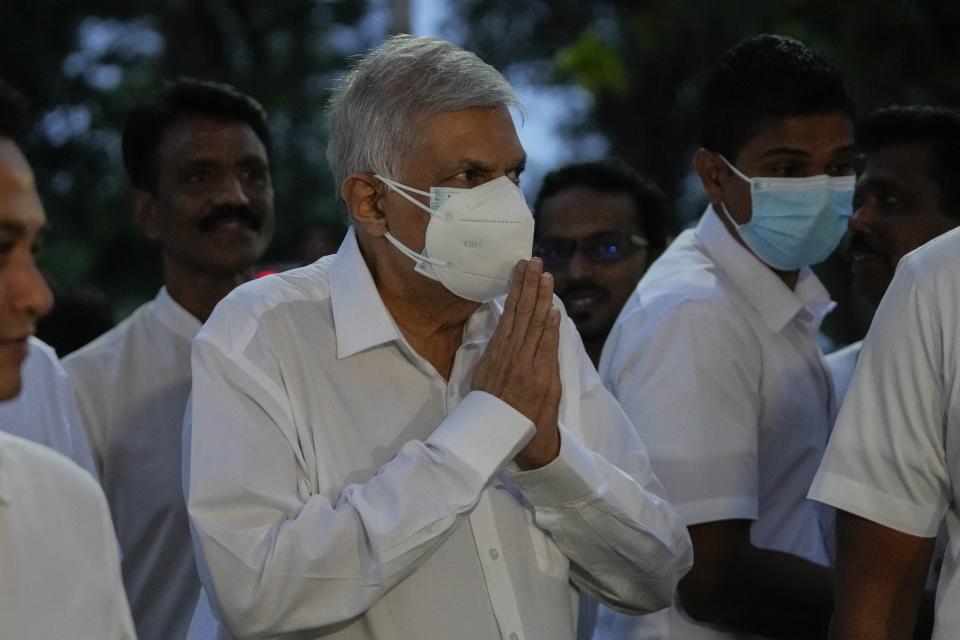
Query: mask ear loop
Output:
[[373, 175, 451, 268], [373, 175, 435, 216]]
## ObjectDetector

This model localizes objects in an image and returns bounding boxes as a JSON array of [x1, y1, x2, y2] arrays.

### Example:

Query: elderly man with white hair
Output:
[[185, 35, 692, 640]]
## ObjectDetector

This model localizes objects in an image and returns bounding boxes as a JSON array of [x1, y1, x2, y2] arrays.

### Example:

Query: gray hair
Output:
[[326, 34, 521, 196]]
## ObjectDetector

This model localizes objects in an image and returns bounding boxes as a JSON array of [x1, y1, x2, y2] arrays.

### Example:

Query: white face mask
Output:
[[375, 174, 534, 302]]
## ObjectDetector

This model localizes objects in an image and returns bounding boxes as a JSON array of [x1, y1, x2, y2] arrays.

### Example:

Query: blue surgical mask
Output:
[[717, 155, 854, 271]]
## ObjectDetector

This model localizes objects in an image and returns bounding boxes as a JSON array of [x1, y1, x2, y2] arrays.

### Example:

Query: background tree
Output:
[[451, 0, 960, 342], [0, 0, 373, 315]]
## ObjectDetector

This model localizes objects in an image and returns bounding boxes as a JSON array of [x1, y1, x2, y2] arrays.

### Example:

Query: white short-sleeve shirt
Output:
[[0, 337, 96, 476], [185, 227, 693, 640], [65, 287, 202, 640], [0, 430, 136, 639], [809, 227, 960, 638], [596, 207, 837, 639]]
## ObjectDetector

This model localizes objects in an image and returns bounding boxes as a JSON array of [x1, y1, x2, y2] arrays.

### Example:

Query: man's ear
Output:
[[693, 148, 726, 206], [132, 189, 160, 240], [341, 173, 387, 237]]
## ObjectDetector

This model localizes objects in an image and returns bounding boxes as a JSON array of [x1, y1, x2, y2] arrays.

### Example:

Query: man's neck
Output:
[[715, 205, 800, 290], [163, 260, 249, 323], [361, 239, 479, 380]]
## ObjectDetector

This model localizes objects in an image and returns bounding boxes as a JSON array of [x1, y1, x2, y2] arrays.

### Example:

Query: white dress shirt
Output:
[[0, 429, 136, 639], [185, 227, 693, 640], [596, 207, 836, 639], [65, 287, 202, 640], [0, 336, 96, 476], [825, 341, 861, 405], [809, 228, 960, 639]]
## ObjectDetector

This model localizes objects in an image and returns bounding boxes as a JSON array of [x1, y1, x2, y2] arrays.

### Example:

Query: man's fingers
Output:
[[510, 257, 543, 344], [534, 308, 562, 370], [518, 271, 555, 364], [496, 260, 527, 340]]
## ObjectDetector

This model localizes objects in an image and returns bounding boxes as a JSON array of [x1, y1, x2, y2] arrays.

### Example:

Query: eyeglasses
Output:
[[533, 231, 648, 268]]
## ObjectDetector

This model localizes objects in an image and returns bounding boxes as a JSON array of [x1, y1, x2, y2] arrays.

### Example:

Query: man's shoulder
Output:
[[902, 226, 960, 296], [619, 234, 745, 329], [199, 258, 335, 349], [0, 430, 100, 502], [63, 300, 155, 374]]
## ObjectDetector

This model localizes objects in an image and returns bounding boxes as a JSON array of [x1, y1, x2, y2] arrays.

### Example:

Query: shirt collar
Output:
[[154, 287, 204, 342], [696, 205, 835, 333], [330, 228, 404, 359], [329, 228, 504, 359]]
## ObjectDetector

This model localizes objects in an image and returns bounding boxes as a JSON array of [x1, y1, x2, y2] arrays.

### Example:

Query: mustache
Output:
[[198, 205, 262, 232], [845, 232, 880, 257], [559, 281, 610, 302]]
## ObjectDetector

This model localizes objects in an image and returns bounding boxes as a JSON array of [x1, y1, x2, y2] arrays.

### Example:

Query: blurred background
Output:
[[3, 0, 960, 349]]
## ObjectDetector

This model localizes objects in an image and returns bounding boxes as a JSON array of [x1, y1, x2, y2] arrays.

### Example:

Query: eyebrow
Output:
[[0, 221, 29, 237]]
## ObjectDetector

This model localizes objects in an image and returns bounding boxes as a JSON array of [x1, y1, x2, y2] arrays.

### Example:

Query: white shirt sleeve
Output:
[[186, 336, 536, 637], [507, 321, 693, 613], [602, 299, 763, 526], [809, 260, 948, 538]]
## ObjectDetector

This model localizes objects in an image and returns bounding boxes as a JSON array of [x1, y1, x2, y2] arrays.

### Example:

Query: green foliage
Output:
[[451, 0, 960, 343], [0, 0, 371, 309]]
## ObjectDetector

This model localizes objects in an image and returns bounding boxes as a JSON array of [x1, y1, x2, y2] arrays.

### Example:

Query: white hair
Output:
[[326, 34, 521, 196]]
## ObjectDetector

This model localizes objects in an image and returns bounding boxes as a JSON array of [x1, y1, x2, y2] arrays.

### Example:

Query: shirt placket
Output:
[[448, 339, 526, 640]]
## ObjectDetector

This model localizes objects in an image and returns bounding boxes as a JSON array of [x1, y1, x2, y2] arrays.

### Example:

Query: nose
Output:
[[848, 199, 876, 235], [216, 171, 251, 207], [10, 256, 54, 323], [567, 247, 593, 281]]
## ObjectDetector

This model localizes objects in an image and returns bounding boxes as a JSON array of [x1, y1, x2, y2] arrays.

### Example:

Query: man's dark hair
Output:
[[857, 105, 960, 218], [533, 158, 669, 255], [0, 79, 29, 141], [702, 34, 854, 160], [122, 77, 271, 191]]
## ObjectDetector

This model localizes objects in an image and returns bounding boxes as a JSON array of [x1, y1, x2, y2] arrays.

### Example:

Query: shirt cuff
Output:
[[429, 390, 536, 485], [808, 470, 942, 538], [506, 425, 601, 506]]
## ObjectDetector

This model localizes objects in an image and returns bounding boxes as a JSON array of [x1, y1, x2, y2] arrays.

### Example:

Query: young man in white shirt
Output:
[[809, 227, 960, 639], [827, 106, 960, 402], [0, 78, 136, 640], [532, 159, 668, 366], [65, 79, 276, 640], [185, 34, 692, 640], [597, 34, 856, 638]]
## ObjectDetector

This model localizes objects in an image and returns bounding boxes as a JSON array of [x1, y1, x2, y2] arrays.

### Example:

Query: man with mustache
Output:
[[533, 159, 667, 366], [827, 106, 960, 401], [0, 77, 135, 639], [65, 78, 275, 640]]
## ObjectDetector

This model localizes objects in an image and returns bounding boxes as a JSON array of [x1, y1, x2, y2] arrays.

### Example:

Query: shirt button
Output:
[[488, 548, 499, 560], [509, 633, 519, 640]]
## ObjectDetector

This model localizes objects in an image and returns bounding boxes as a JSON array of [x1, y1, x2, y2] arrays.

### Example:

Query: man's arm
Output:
[[187, 261, 563, 638], [829, 511, 934, 640], [679, 519, 832, 638], [505, 320, 693, 613]]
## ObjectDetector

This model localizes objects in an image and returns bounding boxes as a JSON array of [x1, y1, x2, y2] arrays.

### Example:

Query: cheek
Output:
[[599, 259, 645, 293]]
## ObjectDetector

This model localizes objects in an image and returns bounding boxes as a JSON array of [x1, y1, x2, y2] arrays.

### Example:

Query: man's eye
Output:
[[186, 170, 210, 184], [770, 166, 805, 178], [828, 162, 855, 176], [241, 167, 268, 184]]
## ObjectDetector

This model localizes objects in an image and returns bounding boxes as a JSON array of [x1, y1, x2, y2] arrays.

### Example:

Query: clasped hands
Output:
[[472, 258, 562, 470]]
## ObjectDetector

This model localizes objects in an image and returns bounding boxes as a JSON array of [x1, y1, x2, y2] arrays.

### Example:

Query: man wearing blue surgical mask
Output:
[[596, 34, 854, 639]]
